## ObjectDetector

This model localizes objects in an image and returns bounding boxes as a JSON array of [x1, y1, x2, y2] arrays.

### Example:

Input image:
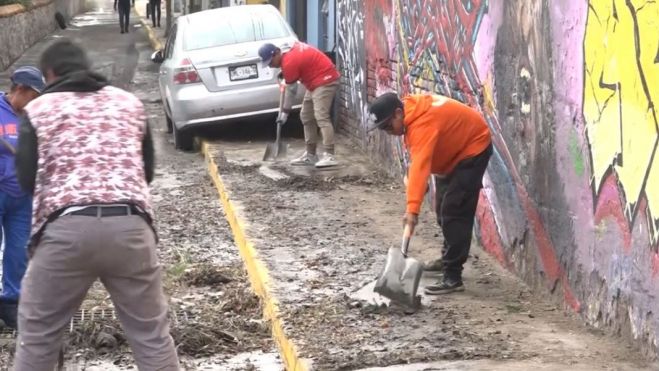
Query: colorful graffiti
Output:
[[336, 0, 367, 132], [339, 0, 659, 353], [583, 0, 659, 245]]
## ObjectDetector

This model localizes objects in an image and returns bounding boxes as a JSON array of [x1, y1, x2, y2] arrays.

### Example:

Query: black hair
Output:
[[39, 39, 91, 77]]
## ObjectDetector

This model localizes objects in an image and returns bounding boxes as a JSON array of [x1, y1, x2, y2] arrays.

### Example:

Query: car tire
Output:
[[173, 124, 194, 151], [165, 114, 173, 133]]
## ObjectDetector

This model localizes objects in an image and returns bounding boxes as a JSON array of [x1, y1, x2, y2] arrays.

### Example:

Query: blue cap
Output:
[[258, 43, 278, 67], [11, 66, 45, 93]]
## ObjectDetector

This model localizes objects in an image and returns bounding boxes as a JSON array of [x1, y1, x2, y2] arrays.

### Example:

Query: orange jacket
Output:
[[403, 95, 491, 214]]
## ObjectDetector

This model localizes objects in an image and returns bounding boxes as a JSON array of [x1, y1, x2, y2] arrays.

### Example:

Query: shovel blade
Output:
[[374, 247, 423, 310], [262, 141, 287, 161]]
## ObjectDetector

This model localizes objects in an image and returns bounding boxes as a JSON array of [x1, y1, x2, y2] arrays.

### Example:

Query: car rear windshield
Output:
[[184, 10, 290, 51]]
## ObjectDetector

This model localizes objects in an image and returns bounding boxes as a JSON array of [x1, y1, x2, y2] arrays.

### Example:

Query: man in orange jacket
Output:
[[368, 92, 492, 294]]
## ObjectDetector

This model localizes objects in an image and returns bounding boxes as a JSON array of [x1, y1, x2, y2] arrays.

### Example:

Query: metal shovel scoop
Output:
[[263, 119, 287, 161], [374, 223, 423, 311], [263, 78, 288, 161]]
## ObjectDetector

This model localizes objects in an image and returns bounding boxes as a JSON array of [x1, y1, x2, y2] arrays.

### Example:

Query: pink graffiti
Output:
[[594, 174, 633, 253]]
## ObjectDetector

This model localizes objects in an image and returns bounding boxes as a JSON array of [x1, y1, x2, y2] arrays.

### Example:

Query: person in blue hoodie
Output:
[[0, 66, 44, 329]]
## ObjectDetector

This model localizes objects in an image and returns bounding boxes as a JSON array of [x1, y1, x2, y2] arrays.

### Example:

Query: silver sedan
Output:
[[151, 5, 305, 150]]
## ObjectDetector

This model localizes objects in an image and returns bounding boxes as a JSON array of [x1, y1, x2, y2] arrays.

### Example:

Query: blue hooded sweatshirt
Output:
[[0, 93, 26, 197]]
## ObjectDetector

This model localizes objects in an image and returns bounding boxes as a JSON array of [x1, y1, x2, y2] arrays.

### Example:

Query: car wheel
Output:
[[173, 124, 194, 151], [165, 114, 173, 133]]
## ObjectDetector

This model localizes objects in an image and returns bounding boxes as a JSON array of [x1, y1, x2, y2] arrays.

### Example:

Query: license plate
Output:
[[229, 64, 258, 81]]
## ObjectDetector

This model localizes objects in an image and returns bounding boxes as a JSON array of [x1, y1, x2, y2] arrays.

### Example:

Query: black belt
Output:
[[69, 205, 142, 217]]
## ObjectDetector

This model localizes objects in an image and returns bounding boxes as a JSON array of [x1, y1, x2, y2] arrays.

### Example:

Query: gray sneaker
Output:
[[315, 152, 338, 168], [290, 151, 318, 166]]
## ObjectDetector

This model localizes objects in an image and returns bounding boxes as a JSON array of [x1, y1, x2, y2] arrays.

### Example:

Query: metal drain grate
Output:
[[0, 308, 194, 339]]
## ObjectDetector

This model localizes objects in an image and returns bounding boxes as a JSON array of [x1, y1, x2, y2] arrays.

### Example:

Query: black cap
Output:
[[367, 92, 403, 132]]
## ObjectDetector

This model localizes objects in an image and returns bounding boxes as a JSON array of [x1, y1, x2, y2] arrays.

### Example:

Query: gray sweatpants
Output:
[[13, 213, 180, 371]]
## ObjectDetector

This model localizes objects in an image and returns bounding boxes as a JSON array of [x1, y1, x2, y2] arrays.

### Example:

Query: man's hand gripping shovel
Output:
[[374, 222, 423, 313]]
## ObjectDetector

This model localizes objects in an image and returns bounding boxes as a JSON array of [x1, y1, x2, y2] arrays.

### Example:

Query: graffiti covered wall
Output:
[[336, 0, 659, 355]]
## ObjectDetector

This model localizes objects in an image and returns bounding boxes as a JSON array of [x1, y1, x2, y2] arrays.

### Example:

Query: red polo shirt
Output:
[[281, 42, 340, 92]]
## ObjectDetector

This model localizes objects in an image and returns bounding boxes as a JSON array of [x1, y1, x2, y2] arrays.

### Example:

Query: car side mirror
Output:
[[151, 50, 164, 64]]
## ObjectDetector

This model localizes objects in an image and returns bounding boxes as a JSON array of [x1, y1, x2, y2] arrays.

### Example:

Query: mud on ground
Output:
[[211, 144, 653, 371]]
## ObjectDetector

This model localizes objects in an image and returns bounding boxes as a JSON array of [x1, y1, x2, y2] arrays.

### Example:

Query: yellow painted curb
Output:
[[201, 141, 309, 371], [135, 3, 163, 50]]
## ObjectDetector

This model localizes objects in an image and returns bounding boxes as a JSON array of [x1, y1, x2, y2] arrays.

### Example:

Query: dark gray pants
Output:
[[14, 213, 180, 370], [435, 144, 492, 280], [118, 1, 130, 31], [150, 0, 161, 26]]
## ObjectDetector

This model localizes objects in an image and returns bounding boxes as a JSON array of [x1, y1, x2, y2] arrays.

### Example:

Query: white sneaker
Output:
[[290, 151, 319, 166], [315, 152, 338, 168]]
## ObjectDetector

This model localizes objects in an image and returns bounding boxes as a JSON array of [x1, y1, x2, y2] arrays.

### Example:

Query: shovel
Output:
[[374, 223, 423, 311], [263, 80, 288, 161], [263, 120, 287, 161]]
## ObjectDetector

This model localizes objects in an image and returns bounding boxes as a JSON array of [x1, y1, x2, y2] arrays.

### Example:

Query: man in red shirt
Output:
[[259, 42, 340, 167], [368, 92, 492, 294]]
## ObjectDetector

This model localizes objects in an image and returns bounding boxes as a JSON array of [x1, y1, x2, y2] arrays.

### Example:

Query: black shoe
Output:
[[424, 277, 464, 295], [0, 301, 18, 330]]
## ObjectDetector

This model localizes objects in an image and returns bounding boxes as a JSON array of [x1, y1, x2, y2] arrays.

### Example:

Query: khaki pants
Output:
[[14, 214, 180, 371], [299, 80, 339, 154]]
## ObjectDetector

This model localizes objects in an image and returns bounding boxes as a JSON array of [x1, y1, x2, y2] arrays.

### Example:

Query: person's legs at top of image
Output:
[[0, 194, 32, 329], [150, 0, 157, 27], [122, 0, 131, 33], [116, 0, 130, 33], [114, 0, 123, 33], [155, 0, 162, 27], [311, 80, 339, 168]]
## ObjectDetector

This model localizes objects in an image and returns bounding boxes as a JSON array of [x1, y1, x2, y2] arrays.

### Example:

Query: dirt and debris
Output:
[[211, 145, 656, 370], [181, 263, 234, 287], [171, 264, 270, 358]]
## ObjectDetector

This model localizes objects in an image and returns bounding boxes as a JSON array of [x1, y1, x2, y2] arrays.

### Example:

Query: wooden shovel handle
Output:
[[403, 223, 414, 238]]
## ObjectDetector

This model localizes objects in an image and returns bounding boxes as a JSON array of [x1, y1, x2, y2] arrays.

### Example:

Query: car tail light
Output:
[[173, 58, 200, 85]]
